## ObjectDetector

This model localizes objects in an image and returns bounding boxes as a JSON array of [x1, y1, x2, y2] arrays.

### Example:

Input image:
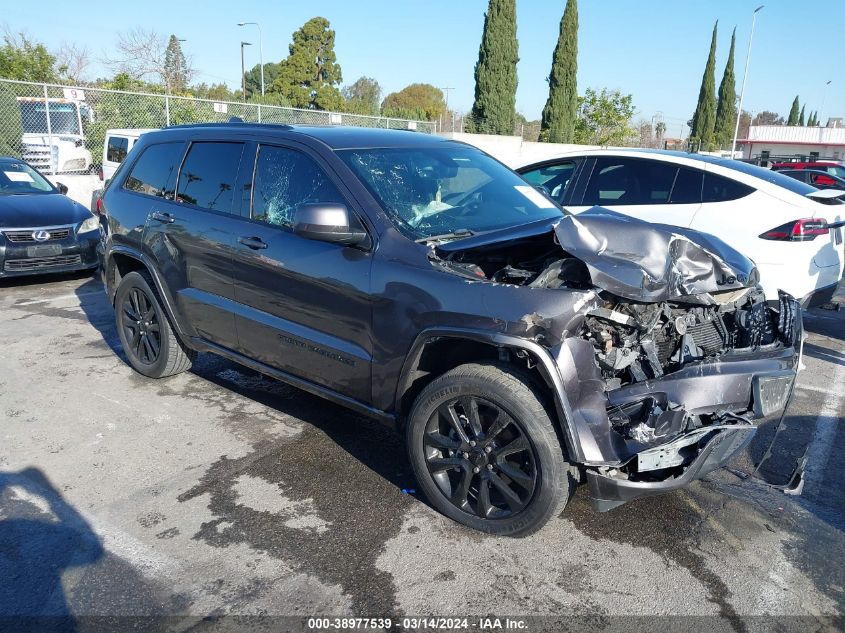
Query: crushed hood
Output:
[[553, 207, 759, 303]]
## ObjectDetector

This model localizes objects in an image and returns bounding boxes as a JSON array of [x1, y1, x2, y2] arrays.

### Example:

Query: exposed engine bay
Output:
[[435, 229, 786, 389], [582, 289, 776, 390], [432, 212, 800, 494]]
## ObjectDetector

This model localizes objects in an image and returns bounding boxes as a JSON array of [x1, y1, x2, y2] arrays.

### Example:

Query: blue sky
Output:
[[4, 0, 844, 132]]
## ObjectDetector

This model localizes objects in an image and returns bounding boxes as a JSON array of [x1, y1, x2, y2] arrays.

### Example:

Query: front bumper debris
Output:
[[578, 293, 802, 510], [587, 425, 757, 511]]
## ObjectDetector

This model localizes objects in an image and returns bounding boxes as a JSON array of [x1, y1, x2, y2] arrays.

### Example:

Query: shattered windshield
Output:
[[338, 146, 563, 240]]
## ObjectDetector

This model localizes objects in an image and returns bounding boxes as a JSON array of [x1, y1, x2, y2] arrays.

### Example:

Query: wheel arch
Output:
[[394, 328, 586, 463], [106, 246, 193, 341]]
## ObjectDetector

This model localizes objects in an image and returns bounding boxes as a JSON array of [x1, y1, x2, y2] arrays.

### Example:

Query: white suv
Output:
[[518, 149, 844, 305], [100, 128, 155, 182]]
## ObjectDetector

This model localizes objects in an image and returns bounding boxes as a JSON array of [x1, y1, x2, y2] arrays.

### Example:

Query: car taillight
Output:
[[759, 218, 829, 241], [95, 197, 104, 215]]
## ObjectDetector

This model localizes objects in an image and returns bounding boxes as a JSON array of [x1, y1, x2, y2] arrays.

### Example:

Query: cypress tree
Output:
[[798, 105, 806, 126], [540, 0, 578, 143], [787, 96, 800, 125], [714, 28, 736, 149], [690, 22, 718, 151], [164, 35, 189, 92], [469, 0, 519, 135]]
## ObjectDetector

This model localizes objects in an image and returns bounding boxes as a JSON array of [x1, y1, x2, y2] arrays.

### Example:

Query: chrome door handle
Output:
[[151, 211, 175, 224], [238, 236, 268, 250]]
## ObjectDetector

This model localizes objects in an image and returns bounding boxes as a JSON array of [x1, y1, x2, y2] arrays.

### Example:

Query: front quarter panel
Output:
[[370, 229, 601, 459]]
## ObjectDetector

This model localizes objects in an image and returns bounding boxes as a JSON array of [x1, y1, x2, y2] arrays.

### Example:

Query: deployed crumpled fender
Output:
[[553, 207, 760, 304]]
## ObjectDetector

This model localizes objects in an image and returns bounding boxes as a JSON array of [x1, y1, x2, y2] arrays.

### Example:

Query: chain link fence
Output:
[[0, 78, 435, 175]]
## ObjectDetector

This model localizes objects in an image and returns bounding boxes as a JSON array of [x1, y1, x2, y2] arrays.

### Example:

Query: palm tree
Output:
[[655, 121, 667, 147]]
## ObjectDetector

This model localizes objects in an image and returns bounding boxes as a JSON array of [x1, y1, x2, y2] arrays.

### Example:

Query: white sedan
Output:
[[517, 149, 844, 305]]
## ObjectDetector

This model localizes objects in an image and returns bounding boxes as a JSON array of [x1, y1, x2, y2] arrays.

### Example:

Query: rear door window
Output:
[[702, 172, 754, 202], [123, 142, 184, 199], [669, 167, 703, 204], [582, 158, 678, 205], [176, 142, 245, 214], [107, 136, 129, 163]]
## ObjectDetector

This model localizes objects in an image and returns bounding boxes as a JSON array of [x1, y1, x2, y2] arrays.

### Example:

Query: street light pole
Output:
[[820, 80, 832, 127], [732, 5, 764, 157], [240, 41, 252, 104], [237, 22, 264, 96], [437, 86, 454, 133]]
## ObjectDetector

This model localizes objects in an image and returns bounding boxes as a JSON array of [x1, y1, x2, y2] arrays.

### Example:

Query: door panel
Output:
[[230, 143, 373, 402], [146, 204, 244, 347], [144, 141, 246, 350]]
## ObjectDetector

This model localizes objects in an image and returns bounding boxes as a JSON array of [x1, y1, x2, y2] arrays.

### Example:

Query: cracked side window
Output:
[[252, 145, 345, 229]]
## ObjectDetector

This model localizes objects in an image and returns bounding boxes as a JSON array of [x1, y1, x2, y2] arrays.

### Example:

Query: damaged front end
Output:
[[580, 288, 799, 510], [433, 207, 802, 510]]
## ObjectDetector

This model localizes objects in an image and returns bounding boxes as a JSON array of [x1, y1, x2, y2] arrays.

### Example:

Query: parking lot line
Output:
[[13, 291, 104, 306], [795, 383, 834, 396], [801, 357, 845, 492]]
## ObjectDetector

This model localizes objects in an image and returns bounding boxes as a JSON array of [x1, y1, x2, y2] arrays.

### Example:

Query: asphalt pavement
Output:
[[0, 271, 842, 632]]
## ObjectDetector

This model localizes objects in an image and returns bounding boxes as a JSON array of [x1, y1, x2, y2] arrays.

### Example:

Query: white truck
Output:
[[18, 96, 93, 174]]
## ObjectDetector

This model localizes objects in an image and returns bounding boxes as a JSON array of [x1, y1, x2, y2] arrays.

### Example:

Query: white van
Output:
[[100, 129, 156, 182]]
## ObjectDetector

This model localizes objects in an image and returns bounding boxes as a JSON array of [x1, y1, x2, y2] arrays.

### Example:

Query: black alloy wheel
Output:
[[120, 287, 161, 365], [407, 362, 573, 536], [113, 270, 194, 378], [424, 395, 537, 520]]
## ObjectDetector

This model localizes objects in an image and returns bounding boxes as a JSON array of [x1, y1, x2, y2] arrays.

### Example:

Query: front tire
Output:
[[406, 362, 574, 537], [114, 270, 194, 378]]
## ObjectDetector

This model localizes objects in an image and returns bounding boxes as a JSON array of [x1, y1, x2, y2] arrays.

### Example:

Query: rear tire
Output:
[[114, 270, 194, 378], [406, 362, 574, 537]]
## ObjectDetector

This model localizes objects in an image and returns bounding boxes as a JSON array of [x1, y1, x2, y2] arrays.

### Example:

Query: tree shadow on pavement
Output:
[[0, 269, 96, 291], [801, 341, 845, 367], [0, 468, 103, 633]]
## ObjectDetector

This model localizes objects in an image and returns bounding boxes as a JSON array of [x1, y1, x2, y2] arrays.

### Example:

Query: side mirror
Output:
[[292, 202, 369, 247], [56, 182, 69, 195]]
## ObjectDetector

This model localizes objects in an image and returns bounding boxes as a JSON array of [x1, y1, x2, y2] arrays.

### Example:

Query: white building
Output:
[[742, 122, 845, 162]]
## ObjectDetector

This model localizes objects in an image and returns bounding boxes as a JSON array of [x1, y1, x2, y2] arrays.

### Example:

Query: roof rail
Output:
[[165, 121, 295, 131]]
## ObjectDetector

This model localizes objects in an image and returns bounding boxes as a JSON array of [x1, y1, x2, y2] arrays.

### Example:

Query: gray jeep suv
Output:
[[99, 123, 801, 536]]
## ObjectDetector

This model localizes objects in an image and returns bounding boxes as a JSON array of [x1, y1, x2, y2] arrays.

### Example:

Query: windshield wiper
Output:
[[415, 228, 474, 244]]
